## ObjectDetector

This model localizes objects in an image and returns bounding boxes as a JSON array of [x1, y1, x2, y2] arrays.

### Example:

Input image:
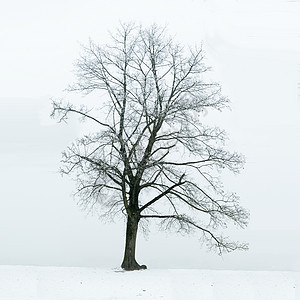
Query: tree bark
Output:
[[121, 214, 147, 270]]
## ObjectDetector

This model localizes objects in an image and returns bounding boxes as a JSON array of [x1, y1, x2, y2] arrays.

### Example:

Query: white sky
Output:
[[0, 0, 300, 270]]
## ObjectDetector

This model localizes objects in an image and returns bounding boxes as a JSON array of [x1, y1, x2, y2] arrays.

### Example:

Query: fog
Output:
[[0, 0, 299, 271]]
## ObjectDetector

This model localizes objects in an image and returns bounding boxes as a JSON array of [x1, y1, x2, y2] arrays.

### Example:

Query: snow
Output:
[[0, 265, 299, 300]]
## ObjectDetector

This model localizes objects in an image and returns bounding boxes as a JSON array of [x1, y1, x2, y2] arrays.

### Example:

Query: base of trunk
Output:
[[121, 259, 147, 271]]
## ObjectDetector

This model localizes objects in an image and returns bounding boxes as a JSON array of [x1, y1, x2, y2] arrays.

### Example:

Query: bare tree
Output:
[[51, 23, 249, 271]]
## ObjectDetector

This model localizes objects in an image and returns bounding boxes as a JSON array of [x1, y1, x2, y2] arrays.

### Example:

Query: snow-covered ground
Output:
[[0, 265, 299, 300]]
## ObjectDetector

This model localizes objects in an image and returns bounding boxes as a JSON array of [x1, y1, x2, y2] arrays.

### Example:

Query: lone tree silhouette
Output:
[[51, 23, 249, 271]]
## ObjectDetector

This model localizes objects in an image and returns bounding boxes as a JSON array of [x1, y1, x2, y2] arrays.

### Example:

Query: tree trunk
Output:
[[121, 214, 147, 271]]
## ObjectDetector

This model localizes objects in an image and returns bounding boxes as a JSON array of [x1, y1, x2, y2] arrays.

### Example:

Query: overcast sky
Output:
[[1, 0, 300, 271]]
